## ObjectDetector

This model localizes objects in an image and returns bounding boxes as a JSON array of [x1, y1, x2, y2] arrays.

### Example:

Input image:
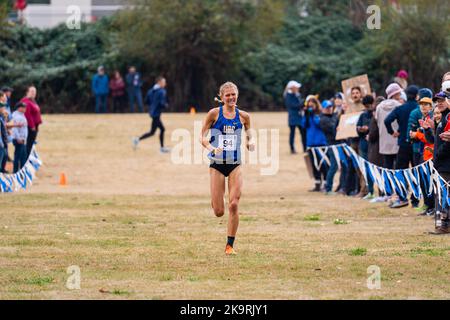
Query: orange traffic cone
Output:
[[59, 173, 67, 186], [190, 106, 196, 115]]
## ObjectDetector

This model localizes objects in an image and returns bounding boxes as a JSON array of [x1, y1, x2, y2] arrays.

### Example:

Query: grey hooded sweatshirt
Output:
[[375, 99, 401, 155]]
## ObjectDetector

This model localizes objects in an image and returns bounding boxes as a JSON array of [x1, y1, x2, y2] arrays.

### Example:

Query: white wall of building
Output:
[[23, 0, 124, 29]]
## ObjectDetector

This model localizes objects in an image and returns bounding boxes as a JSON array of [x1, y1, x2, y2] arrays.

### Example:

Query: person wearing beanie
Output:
[[384, 85, 420, 209], [376, 83, 403, 170], [320, 99, 341, 195], [394, 70, 409, 89], [407, 88, 434, 166], [333, 93, 345, 116]]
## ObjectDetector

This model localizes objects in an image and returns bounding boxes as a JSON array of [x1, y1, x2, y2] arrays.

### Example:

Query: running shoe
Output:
[[417, 206, 431, 216], [387, 196, 397, 206], [429, 227, 450, 235], [132, 137, 139, 150], [362, 193, 375, 201], [160, 147, 170, 153], [308, 184, 321, 192], [389, 200, 409, 209], [415, 205, 428, 213], [225, 245, 237, 255], [370, 196, 387, 203]]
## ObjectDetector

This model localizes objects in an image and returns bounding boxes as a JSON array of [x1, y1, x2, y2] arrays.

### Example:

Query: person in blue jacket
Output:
[[302, 96, 328, 192], [1, 86, 13, 121], [283, 81, 305, 154], [133, 76, 170, 153], [91, 66, 109, 113], [407, 88, 433, 167]]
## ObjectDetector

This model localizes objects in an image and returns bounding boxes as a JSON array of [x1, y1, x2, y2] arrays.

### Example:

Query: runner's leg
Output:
[[139, 117, 159, 141], [210, 167, 226, 217], [227, 166, 242, 238], [157, 118, 165, 148]]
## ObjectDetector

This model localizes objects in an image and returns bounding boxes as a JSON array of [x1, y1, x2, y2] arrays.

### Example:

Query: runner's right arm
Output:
[[200, 108, 222, 154]]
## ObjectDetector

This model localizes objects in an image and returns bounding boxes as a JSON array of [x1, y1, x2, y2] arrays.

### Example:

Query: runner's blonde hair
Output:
[[219, 82, 239, 98]]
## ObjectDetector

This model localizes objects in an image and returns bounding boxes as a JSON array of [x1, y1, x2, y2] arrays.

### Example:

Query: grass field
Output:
[[0, 113, 449, 300]]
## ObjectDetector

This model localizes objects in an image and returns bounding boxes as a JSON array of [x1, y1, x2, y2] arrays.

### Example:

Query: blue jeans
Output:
[[359, 138, 368, 161], [0, 147, 5, 173], [95, 94, 108, 113], [325, 149, 348, 192], [359, 139, 374, 194], [325, 150, 338, 192], [128, 88, 143, 113], [13, 140, 27, 173]]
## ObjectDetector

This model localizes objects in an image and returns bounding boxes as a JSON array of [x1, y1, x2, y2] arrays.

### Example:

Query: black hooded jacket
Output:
[[434, 109, 450, 174]]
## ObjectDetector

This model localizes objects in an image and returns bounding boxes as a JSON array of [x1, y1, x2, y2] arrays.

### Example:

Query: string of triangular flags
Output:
[[308, 144, 450, 209], [0, 146, 42, 193]]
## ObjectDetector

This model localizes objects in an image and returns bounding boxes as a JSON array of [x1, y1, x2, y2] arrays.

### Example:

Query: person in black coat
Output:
[[284, 81, 305, 154], [320, 100, 342, 194], [432, 90, 450, 234], [0, 92, 9, 173]]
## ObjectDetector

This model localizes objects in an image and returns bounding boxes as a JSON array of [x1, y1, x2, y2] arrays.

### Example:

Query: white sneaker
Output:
[[160, 147, 170, 153], [370, 196, 387, 203], [132, 137, 139, 150]]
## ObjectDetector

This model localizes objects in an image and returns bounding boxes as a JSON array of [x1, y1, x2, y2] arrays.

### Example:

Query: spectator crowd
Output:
[[0, 85, 42, 175], [284, 71, 450, 234], [91, 65, 146, 113]]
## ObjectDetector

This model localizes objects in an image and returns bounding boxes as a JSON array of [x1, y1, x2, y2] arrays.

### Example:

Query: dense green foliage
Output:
[[362, 0, 450, 91], [0, 0, 448, 113], [239, 12, 370, 108], [115, 0, 285, 111], [0, 18, 118, 112]]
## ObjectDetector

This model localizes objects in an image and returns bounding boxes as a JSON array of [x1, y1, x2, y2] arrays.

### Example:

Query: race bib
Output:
[[219, 135, 237, 151]]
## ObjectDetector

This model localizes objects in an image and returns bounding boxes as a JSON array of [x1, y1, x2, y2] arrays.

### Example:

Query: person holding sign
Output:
[[199, 82, 254, 255]]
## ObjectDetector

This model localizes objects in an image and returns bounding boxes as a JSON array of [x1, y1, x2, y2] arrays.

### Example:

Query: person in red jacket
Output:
[[109, 71, 126, 113], [20, 86, 42, 157]]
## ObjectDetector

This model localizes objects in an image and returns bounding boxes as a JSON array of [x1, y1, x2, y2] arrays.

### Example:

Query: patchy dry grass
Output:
[[2, 192, 450, 300], [1, 113, 450, 299]]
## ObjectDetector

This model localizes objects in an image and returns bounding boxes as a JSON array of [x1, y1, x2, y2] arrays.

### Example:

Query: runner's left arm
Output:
[[241, 111, 255, 151]]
